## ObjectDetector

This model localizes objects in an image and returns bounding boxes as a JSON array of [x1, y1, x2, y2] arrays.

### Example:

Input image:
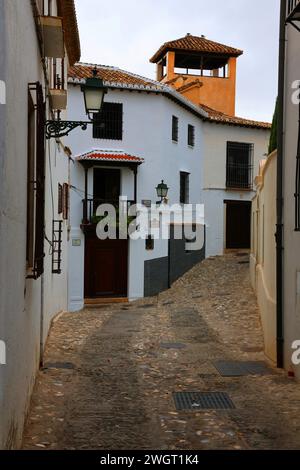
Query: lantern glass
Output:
[[156, 180, 169, 199], [84, 87, 105, 114], [81, 76, 107, 117]]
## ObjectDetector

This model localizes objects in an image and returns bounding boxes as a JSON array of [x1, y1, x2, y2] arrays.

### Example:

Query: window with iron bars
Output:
[[172, 116, 179, 142], [188, 124, 195, 147], [180, 171, 190, 204], [93, 102, 123, 140], [226, 142, 254, 190]]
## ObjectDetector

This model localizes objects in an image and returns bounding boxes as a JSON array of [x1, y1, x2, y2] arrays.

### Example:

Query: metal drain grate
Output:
[[173, 391, 235, 410], [160, 342, 187, 350], [44, 362, 75, 370], [213, 360, 271, 377]]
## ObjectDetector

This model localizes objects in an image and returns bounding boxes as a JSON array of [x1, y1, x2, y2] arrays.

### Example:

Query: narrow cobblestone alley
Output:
[[22, 254, 300, 450]]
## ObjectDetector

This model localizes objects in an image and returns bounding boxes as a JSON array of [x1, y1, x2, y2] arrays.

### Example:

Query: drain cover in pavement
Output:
[[44, 362, 75, 370], [213, 361, 271, 377], [160, 342, 187, 349], [138, 304, 155, 309], [173, 392, 235, 410]]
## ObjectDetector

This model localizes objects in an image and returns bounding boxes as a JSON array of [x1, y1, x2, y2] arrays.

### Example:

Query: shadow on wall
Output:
[[144, 225, 206, 297]]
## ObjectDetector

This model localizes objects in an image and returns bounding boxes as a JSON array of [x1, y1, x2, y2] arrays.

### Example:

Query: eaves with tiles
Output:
[[68, 63, 271, 131]]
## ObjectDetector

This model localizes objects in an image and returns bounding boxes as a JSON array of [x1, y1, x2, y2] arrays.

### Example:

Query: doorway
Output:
[[84, 235, 128, 298], [93, 168, 121, 202], [225, 200, 251, 249]]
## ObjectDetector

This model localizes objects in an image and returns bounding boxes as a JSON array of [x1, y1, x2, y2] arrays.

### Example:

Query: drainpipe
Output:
[[276, 0, 287, 369]]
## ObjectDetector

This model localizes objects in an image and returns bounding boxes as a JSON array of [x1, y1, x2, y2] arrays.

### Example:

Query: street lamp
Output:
[[156, 180, 169, 203], [81, 68, 107, 119], [45, 67, 107, 139]]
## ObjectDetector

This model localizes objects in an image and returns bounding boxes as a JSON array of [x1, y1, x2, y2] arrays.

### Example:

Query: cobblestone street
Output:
[[22, 253, 300, 450]]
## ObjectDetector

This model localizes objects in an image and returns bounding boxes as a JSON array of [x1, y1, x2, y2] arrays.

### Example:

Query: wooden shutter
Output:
[[62, 182, 69, 220], [33, 82, 46, 279]]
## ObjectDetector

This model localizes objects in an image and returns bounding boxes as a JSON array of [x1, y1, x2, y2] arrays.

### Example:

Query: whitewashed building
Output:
[[276, 0, 300, 377], [67, 53, 270, 309], [67, 64, 207, 308], [0, 0, 80, 448]]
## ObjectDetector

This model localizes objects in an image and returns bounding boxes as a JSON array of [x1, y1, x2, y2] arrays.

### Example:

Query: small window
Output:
[[93, 102, 123, 140], [172, 115, 179, 142], [58, 183, 63, 214], [145, 235, 154, 251], [180, 172, 190, 204], [188, 124, 195, 147], [226, 142, 254, 189]]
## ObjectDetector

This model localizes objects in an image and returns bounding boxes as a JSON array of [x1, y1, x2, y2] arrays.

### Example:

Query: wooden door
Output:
[[84, 236, 128, 298], [226, 201, 251, 249]]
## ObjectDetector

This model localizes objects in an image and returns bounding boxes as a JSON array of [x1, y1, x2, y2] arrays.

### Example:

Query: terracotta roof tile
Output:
[[150, 34, 243, 63], [200, 103, 271, 129], [76, 150, 144, 164], [57, 0, 81, 65], [69, 64, 269, 130], [69, 63, 163, 90]]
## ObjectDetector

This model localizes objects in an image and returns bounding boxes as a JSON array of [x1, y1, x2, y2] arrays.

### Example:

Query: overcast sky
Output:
[[74, 0, 280, 122]]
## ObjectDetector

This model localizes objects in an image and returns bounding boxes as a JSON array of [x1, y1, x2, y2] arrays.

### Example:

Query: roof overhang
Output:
[[76, 150, 144, 168], [57, 0, 81, 65]]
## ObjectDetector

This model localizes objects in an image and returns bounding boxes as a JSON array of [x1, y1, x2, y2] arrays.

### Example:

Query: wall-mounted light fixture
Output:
[[156, 180, 169, 203], [45, 67, 107, 139]]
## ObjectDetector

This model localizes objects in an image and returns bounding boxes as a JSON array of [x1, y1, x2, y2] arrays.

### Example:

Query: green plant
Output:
[[268, 98, 278, 155]]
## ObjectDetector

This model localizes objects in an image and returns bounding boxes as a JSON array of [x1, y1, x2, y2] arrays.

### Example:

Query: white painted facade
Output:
[[0, 0, 76, 449], [67, 69, 270, 310], [67, 86, 204, 309], [282, 19, 300, 378], [202, 122, 270, 256]]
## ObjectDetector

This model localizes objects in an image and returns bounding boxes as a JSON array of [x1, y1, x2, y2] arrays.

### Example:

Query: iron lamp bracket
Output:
[[45, 120, 92, 139]]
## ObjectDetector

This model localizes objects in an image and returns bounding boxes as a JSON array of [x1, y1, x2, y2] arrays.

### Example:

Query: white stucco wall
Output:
[[66, 86, 204, 309], [282, 23, 300, 379], [202, 122, 270, 256], [0, 0, 71, 448]]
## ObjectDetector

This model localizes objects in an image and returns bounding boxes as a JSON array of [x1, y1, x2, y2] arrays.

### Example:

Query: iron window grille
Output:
[[172, 115, 179, 142], [180, 172, 190, 204], [52, 220, 63, 274], [188, 124, 195, 147], [226, 142, 254, 190], [93, 102, 123, 140]]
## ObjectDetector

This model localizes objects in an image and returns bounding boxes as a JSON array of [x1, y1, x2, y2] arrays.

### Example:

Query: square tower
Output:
[[150, 34, 243, 116]]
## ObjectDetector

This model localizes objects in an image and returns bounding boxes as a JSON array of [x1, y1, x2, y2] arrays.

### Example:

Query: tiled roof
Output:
[[200, 104, 271, 130], [68, 64, 270, 130], [69, 63, 163, 90], [76, 150, 144, 164], [57, 0, 81, 65], [150, 34, 243, 63]]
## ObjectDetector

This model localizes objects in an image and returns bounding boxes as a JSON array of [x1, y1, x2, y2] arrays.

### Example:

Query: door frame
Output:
[[224, 199, 252, 250], [84, 233, 129, 299]]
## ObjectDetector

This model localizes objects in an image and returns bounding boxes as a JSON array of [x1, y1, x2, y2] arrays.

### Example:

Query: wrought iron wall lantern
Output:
[[156, 180, 169, 203], [45, 68, 107, 139]]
